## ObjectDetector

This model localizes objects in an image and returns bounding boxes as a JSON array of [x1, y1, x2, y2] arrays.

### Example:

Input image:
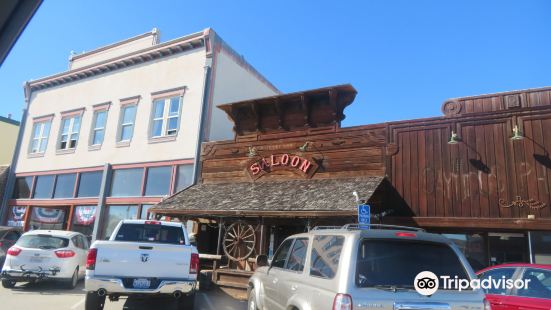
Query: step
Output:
[[215, 280, 249, 289]]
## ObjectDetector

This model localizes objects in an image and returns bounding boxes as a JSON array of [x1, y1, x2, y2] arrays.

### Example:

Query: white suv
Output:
[[1, 230, 88, 289], [248, 224, 488, 310]]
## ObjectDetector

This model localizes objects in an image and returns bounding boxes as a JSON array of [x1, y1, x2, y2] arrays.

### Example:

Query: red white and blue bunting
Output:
[[32, 208, 65, 224], [8, 207, 26, 227], [74, 206, 96, 226]]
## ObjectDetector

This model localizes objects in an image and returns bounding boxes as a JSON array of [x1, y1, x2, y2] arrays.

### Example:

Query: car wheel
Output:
[[1, 279, 16, 289], [85, 291, 106, 310], [248, 289, 258, 310], [64, 268, 79, 289], [177, 293, 195, 310]]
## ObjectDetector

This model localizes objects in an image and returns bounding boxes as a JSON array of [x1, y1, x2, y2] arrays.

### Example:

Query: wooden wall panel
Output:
[[201, 89, 551, 222], [200, 126, 387, 184], [442, 88, 551, 117], [388, 108, 551, 220]]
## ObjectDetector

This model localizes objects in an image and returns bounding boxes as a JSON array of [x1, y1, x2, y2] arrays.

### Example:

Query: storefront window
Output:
[[144, 166, 171, 196], [6, 206, 27, 227], [141, 205, 153, 220], [443, 233, 487, 271], [530, 231, 551, 264], [175, 165, 193, 192], [71, 206, 96, 240], [110, 168, 143, 197], [488, 232, 529, 265], [13, 177, 33, 198], [33, 175, 55, 199], [103, 205, 138, 239], [53, 173, 76, 198], [77, 171, 103, 197], [29, 207, 67, 230]]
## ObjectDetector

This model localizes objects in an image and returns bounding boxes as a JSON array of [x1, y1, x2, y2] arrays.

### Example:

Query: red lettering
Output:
[[260, 158, 270, 170], [290, 156, 300, 167], [250, 163, 261, 175], [299, 159, 312, 173], [270, 154, 280, 166], [281, 154, 289, 165]]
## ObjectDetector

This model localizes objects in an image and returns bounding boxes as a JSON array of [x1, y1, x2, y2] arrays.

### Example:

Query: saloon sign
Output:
[[247, 153, 318, 179]]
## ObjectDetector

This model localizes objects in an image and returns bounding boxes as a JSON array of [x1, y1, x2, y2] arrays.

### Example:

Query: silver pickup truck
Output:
[[85, 220, 199, 310]]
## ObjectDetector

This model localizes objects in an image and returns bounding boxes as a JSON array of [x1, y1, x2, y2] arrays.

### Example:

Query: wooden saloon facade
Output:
[[151, 84, 551, 288]]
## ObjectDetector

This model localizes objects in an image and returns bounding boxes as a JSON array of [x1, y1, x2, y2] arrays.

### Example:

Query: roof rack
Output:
[[311, 226, 342, 231], [342, 224, 425, 232]]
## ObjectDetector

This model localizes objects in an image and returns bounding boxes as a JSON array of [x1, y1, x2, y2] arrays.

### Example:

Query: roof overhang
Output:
[[151, 176, 384, 218], [218, 84, 357, 135], [0, 0, 42, 66]]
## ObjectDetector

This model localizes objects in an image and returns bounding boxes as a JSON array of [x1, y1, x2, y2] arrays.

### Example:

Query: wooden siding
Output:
[[200, 125, 386, 183], [388, 107, 551, 220], [442, 87, 551, 116], [196, 85, 551, 226]]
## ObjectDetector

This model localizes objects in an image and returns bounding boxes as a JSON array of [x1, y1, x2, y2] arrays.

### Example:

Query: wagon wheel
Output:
[[223, 221, 256, 261]]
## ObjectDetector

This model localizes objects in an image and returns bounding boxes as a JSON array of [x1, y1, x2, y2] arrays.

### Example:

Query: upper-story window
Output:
[[29, 120, 51, 154], [90, 104, 109, 147], [117, 104, 137, 142], [58, 114, 82, 150], [151, 96, 182, 138]]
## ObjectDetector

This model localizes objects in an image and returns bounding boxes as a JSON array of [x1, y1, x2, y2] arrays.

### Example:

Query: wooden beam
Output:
[[229, 105, 242, 135], [274, 99, 286, 130], [301, 94, 311, 128], [329, 89, 338, 122], [250, 101, 261, 132], [383, 217, 551, 231]]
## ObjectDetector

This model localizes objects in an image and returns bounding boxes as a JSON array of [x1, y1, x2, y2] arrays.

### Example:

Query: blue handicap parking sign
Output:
[[358, 204, 370, 229]]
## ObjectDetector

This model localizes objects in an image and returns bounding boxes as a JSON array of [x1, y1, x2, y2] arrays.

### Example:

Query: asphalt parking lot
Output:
[[0, 281, 247, 310]]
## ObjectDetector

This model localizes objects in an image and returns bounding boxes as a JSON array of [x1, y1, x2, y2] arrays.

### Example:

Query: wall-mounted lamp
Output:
[[298, 141, 310, 152], [247, 146, 257, 158], [511, 125, 524, 141], [448, 130, 460, 145]]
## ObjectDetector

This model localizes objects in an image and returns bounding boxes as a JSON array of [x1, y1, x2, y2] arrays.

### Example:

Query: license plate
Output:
[[132, 278, 151, 289], [30, 257, 44, 263]]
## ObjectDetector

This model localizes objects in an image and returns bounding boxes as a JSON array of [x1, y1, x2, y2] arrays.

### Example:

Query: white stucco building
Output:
[[1, 28, 278, 240]]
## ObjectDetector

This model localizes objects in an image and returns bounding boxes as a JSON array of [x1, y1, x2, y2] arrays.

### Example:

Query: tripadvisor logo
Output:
[[414, 271, 439, 296], [414, 271, 531, 296]]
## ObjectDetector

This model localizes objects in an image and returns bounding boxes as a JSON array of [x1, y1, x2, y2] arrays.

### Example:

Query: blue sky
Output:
[[1, 0, 551, 127]]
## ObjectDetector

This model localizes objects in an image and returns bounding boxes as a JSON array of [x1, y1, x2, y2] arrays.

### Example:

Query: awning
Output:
[[150, 176, 385, 217]]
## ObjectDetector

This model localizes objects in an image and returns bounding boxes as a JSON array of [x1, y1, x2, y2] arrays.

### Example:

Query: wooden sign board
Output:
[[246, 153, 319, 180]]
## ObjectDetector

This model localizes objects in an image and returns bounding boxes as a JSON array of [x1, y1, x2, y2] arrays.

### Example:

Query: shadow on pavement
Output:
[[8, 280, 86, 296], [116, 288, 247, 310]]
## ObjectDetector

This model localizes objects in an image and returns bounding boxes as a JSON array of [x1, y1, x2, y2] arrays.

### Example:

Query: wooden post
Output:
[[212, 217, 224, 282], [259, 217, 266, 255]]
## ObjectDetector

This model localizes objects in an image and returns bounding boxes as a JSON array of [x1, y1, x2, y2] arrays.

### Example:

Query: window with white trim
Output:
[[30, 120, 51, 153], [151, 96, 181, 138], [90, 110, 107, 146], [58, 115, 81, 150], [118, 105, 137, 142]]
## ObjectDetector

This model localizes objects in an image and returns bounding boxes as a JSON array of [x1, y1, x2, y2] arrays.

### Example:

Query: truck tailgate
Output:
[[94, 241, 193, 279]]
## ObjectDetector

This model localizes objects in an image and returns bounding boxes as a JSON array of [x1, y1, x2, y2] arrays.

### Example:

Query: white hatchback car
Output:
[[0, 230, 89, 289]]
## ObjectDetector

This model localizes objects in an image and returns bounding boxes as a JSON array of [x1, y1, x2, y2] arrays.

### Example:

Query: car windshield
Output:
[[356, 239, 469, 289], [114, 223, 186, 245], [17, 234, 69, 249]]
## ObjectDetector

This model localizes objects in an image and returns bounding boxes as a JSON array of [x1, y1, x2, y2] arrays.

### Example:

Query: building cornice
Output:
[[0, 115, 20, 126], [69, 28, 159, 63], [28, 30, 206, 92]]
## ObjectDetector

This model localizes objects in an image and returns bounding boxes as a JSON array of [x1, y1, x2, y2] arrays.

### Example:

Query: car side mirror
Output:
[[256, 254, 269, 267]]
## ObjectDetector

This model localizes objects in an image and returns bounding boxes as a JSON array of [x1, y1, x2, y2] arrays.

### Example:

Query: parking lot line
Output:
[[71, 297, 85, 309], [200, 292, 215, 310]]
